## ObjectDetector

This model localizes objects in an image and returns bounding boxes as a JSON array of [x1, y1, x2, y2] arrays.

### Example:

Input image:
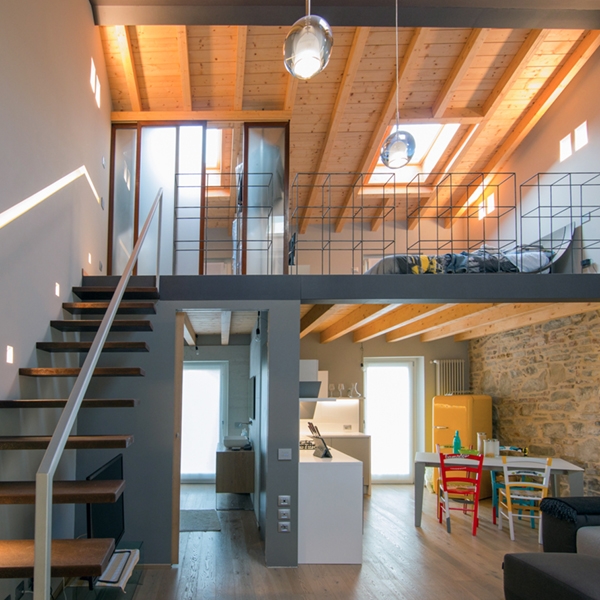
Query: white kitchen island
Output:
[[298, 448, 363, 564]]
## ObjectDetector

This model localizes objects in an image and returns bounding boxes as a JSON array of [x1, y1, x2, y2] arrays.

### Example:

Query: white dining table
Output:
[[414, 451, 585, 527]]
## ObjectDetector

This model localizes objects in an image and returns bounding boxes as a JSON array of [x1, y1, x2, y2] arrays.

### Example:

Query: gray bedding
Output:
[[366, 247, 553, 275]]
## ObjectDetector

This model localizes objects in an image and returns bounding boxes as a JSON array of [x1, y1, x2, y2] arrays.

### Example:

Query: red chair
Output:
[[438, 452, 484, 536]]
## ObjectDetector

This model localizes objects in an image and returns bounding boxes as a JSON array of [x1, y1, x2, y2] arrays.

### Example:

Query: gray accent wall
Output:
[[77, 299, 301, 567]]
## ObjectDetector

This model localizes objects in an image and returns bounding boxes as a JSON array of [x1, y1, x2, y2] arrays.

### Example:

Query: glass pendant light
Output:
[[283, 0, 333, 80], [380, 0, 415, 168]]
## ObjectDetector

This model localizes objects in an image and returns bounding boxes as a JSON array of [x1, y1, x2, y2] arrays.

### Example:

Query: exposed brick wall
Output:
[[469, 310, 600, 495]]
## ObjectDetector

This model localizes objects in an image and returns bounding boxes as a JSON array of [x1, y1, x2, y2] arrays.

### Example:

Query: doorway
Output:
[[363, 358, 416, 483]]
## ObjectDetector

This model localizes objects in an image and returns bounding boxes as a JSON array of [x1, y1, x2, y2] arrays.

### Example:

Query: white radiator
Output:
[[432, 359, 465, 396]]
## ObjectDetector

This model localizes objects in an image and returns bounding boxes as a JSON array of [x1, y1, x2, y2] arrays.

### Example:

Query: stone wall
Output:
[[469, 310, 600, 495]]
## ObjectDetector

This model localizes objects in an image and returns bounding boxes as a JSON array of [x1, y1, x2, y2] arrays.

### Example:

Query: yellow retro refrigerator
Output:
[[433, 394, 493, 498]]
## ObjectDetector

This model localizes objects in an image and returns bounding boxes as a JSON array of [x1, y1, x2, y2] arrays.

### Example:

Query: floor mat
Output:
[[180, 509, 222, 532]]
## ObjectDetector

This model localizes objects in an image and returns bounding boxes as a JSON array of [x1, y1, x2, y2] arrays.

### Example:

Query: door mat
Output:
[[180, 509, 221, 532], [216, 493, 254, 511]]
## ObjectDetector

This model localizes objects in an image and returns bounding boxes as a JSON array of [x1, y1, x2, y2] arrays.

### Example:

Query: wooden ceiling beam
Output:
[[386, 303, 495, 342], [176, 26, 192, 111], [334, 28, 428, 234], [298, 27, 371, 234], [234, 26, 247, 111], [353, 303, 447, 343], [183, 313, 195, 346], [111, 110, 292, 122], [446, 29, 600, 226], [115, 25, 141, 112], [320, 303, 397, 344], [300, 304, 336, 338], [432, 29, 489, 119], [221, 311, 232, 346], [421, 302, 555, 342], [284, 76, 299, 112], [455, 302, 600, 341]]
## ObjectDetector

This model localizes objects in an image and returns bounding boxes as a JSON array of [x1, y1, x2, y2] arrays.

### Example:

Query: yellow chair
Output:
[[497, 456, 552, 543]]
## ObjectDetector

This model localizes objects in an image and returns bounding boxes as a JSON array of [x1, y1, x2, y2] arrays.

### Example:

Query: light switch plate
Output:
[[278, 495, 291, 507], [278, 508, 291, 520], [278, 521, 291, 533], [278, 448, 292, 460]]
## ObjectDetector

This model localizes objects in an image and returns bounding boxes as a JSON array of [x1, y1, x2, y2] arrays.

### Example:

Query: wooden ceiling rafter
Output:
[[298, 26, 371, 234], [300, 304, 336, 338], [334, 27, 428, 234], [176, 26, 192, 111], [421, 302, 558, 341], [445, 29, 600, 226], [221, 310, 232, 345], [385, 303, 496, 342], [455, 302, 600, 341], [352, 303, 449, 343], [111, 110, 292, 122], [320, 303, 398, 344], [432, 28, 490, 119], [183, 313, 195, 346], [115, 25, 141, 112]]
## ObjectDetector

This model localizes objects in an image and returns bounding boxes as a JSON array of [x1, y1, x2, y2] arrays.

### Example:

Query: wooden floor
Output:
[[133, 484, 542, 600]]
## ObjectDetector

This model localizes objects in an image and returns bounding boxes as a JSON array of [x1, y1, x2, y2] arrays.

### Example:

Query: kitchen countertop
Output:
[[300, 431, 370, 439], [299, 448, 362, 464]]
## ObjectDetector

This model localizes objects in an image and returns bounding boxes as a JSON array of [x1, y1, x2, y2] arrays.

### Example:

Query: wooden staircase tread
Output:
[[19, 367, 145, 377], [36, 341, 149, 353], [0, 398, 138, 408], [50, 319, 153, 332], [73, 286, 159, 300], [63, 301, 156, 314], [0, 435, 134, 450], [0, 480, 125, 505], [0, 538, 115, 578]]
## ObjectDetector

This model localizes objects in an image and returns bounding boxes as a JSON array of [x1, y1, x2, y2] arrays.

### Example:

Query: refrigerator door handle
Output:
[[434, 426, 449, 429]]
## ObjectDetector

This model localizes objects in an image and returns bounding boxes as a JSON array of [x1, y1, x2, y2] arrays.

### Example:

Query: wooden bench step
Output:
[[19, 367, 145, 377], [50, 319, 153, 332], [63, 301, 156, 314], [73, 286, 159, 300], [0, 398, 138, 408], [0, 435, 134, 450], [0, 480, 125, 505], [36, 341, 149, 353], [0, 538, 115, 578]]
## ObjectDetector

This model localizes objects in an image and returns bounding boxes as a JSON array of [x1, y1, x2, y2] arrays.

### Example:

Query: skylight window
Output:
[[369, 123, 460, 184]]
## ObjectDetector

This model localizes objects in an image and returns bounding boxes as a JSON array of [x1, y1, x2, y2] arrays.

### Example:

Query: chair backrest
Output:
[[501, 456, 553, 499], [439, 452, 484, 492]]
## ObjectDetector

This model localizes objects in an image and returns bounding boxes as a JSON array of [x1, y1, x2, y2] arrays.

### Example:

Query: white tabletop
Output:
[[299, 448, 362, 464]]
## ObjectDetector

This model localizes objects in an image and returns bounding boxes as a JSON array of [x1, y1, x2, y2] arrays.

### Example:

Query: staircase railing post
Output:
[[33, 189, 162, 600]]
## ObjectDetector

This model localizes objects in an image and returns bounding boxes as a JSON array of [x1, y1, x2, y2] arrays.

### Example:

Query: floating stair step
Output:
[[19, 367, 145, 377], [73, 286, 159, 300], [0, 434, 134, 450], [0, 398, 138, 408], [36, 341, 149, 353], [0, 480, 125, 505], [0, 538, 115, 578], [63, 301, 157, 315], [50, 319, 153, 332]]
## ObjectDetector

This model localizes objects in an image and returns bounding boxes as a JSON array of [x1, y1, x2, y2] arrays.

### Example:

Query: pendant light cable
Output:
[[394, 0, 399, 132]]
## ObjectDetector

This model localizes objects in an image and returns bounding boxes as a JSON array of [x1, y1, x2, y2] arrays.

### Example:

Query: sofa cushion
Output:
[[504, 553, 600, 600], [577, 527, 600, 558]]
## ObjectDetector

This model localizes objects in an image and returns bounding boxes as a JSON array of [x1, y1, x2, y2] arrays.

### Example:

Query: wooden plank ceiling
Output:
[[101, 25, 600, 230]]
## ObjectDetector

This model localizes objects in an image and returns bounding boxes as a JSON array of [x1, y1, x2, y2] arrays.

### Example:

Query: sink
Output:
[[223, 435, 250, 449]]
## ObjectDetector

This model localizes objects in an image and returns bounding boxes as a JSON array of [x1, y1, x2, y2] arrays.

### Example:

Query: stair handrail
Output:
[[33, 188, 163, 600]]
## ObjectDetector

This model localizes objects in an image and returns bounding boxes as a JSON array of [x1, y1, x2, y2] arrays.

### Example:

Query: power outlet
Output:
[[278, 508, 291, 520], [15, 581, 24, 600], [278, 495, 291, 507], [278, 521, 291, 533]]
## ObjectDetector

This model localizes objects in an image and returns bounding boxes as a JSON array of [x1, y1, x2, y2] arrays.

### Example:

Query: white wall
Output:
[[0, 0, 111, 596]]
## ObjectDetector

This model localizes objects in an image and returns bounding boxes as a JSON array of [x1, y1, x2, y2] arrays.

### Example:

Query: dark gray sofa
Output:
[[503, 497, 600, 600]]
